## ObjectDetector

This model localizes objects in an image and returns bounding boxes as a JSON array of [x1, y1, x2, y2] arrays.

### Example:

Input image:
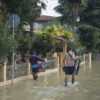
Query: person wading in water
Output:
[[29, 52, 44, 80], [63, 47, 79, 86]]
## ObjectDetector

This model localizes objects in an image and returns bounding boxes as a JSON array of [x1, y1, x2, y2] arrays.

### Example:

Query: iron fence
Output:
[[6, 63, 27, 80], [92, 53, 100, 61]]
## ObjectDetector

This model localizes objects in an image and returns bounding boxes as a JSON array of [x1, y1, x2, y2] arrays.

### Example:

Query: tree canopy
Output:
[[0, 0, 45, 23], [56, 0, 100, 53], [55, 0, 84, 26], [34, 25, 73, 56], [79, 0, 100, 52], [0, 0, 46, 61], [35, 25, 73, 42], [77, 24, 98, 52], [0, 21, 17, 61], [80, 0, 100, 29], [0, 0, 46, 35]]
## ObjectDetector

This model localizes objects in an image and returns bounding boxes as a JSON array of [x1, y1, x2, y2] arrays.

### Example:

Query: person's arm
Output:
[[36, 56, 45, 62], [72, 52, 80, 61], [75, 56, 80, 60]]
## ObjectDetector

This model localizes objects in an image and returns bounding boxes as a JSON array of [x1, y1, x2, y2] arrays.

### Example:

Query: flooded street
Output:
[[0, 60, 100, 100]]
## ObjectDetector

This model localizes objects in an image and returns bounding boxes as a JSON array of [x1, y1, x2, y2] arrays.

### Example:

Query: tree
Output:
[[15, 31, 34, 56], [0, 21, 17, 62], [55, 0, 85, 27], [0, 0, 46, 60], [80, 0, 100, 28], [79, 0, 100, 52], [34, 25, 73, 56], [0, 0, 46, 35], [35, 25, 73, 43], [77, 24, 98, 52]]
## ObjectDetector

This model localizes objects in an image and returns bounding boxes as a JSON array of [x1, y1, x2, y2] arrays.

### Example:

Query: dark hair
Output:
[[67, 47, 72, 52], [30, 51, 36, 55]]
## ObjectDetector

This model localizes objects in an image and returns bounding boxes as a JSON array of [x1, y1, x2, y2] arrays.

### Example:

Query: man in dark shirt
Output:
[[29, 52, 44, 80]]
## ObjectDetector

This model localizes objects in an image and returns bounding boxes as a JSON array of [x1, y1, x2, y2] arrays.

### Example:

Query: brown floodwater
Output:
[[0, 60, 100, 100]]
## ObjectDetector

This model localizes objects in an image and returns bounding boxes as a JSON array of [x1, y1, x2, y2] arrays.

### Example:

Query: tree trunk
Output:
[[72, 14, 75, 29], [30, 22, 33, 36]]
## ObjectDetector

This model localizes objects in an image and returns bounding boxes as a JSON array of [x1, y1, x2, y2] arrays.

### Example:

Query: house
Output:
[[23, 15, 60, 31]]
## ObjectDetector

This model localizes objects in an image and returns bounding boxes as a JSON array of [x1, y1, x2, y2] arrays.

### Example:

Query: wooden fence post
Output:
[[60, 52, 63, 67], [57, 56, 60, 83], [2, 62, 7, 83], [83, 54, 85, 63], [53, 52, 57, 57], [88, 53, 92, 68], [57, 57, 59, 69], [26, 60, 30, 77]]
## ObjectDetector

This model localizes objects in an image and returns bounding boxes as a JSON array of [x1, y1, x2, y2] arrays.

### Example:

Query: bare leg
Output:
[[32, 72, 34, 77], [65, 74, 69, 78], [35, 72, 38, 78]]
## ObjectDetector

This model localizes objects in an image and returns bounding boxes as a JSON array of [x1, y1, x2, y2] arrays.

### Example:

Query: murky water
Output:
[[0, 60, 100, 100]]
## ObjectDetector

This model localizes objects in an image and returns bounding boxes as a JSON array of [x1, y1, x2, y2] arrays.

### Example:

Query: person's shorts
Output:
[[32, 67, 39, 73], [63, 66, 74, 75]]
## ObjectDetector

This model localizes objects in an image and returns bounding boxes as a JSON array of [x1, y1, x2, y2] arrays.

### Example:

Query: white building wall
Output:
[[33, 22, 43, 30]]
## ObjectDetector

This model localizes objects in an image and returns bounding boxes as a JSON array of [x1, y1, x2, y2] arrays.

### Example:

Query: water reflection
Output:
[[0, 60, 100, 100]]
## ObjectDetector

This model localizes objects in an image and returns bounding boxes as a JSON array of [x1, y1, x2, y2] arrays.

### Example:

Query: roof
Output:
[[54, 36, 73, 43], [54, 36, 66, 42], [36, 15, 56, 21]]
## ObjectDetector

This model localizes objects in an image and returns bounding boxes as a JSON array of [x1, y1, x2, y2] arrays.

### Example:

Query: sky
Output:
[[41, 0, 61, 17]]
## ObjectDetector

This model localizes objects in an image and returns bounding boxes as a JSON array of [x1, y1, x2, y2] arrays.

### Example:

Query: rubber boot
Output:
[[65, 78, 68, 86], [72, 78, 74, 84], [36, 76, 38, 80], [34, 76, 37, 80]]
